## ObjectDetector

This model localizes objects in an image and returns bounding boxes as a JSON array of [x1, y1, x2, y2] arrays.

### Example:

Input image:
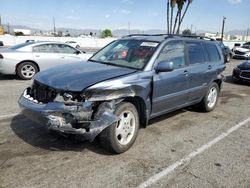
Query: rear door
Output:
[[151, 40, 189, 117], [185, 41, 215, 103]]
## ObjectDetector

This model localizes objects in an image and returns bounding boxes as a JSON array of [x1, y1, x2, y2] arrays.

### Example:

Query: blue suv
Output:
[[19, 34, 225, 153]]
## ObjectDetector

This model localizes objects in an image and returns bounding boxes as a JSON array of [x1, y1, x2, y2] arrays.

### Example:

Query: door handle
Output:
[[183, 70, 189, 76], [35, 55, 40, 57], [61, 56, 65, 59]]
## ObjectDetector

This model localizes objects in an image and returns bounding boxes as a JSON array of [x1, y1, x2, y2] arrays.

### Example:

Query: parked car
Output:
[[25, 39, 35, 43], [0, 41, 93, 79], [232, 61, 250, 83], [65, 41, 81, 48], [232, 45, 250, 60], [19, 34, 225, 153], [0, 41, 4, 46], [243, 42, 250, 46], [217, 41, 232, 63]]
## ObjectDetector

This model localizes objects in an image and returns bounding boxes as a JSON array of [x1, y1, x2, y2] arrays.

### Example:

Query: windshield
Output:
[[242, 45, 250, 49], [89, 39, 159, 70], [10, 42, 35, 50]]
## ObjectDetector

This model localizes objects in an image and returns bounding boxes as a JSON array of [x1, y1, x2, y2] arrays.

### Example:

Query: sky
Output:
[[0, 0, 249, 32]]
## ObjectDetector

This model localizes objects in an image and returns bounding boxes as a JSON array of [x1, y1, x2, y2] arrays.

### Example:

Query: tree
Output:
[[170, 0, 177, 34], [182, 28, 191, 35], [177, 0, 193, 34], [167, 0, 170, 34], [166, 0, 193, 34], [173, 0, 186, 34], [14, 32, 24, 36], [101, 29, 113, 38]]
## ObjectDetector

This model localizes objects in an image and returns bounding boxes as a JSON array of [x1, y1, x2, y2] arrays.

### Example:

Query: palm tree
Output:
[[177, 0, 193, 34], [167, 0, 170, 34], [170, 0, 177, 34], [173, 0, 186, 34]]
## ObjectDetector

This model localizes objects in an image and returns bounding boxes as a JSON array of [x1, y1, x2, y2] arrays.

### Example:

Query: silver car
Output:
[[0, 41, 93, 79]]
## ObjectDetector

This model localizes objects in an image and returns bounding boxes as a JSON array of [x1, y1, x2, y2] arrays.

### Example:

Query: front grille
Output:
[[234, 50, 246, 55], [30, 81, 57, 103], [241, 71, 250, 79]]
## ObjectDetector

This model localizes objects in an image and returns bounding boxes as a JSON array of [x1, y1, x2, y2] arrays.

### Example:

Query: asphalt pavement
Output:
[[0, 59, 249, 188]]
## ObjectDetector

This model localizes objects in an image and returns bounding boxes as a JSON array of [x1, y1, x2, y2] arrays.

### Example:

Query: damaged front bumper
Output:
[[18, 90, 119, 141]]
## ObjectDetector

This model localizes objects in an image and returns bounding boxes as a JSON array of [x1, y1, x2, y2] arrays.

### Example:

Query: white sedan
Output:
[[0, 41, 93, 79]]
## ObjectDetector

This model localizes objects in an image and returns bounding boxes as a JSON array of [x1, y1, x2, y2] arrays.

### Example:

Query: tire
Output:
[[17, 62, 38, 80], [199, 83, 219, 112], [226, 54, 231, 63], [99, 102, 139, 154]]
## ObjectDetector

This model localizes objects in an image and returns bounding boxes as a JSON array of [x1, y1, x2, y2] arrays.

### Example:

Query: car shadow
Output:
[[224, 75, 250, 86], [0, 73, 19, 80], [10, 114, 113, 156]]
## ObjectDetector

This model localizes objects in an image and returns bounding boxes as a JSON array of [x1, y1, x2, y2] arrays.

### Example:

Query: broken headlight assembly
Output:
[[54, 92, 84, 105]]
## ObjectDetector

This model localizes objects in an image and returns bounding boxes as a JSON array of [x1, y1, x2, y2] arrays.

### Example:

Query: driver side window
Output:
[[157, 41, 186, 69]]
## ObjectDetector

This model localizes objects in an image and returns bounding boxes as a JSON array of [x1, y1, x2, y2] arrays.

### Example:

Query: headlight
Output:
[[54, 94, 65, 103], [54, 93, 79, 105]]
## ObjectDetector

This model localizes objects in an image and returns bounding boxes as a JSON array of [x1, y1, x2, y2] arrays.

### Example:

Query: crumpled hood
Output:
[[238, 61, 250, 70], [34, 61, 137, 91]]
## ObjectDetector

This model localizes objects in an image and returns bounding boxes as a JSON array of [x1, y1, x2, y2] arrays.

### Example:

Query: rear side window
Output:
[[206, 43, 221, 62], [186, 41, 206, 65]]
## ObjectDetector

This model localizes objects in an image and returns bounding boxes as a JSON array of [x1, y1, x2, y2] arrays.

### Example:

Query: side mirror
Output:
[[155, 61, 174, 73], [75, 50, 81, 55]]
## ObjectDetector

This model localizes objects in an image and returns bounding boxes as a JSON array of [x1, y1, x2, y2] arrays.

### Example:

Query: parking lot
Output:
[[0, 59, 249, 187]]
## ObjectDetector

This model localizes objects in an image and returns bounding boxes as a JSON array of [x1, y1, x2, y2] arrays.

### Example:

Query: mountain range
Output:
[[2, 24, 249, 37]]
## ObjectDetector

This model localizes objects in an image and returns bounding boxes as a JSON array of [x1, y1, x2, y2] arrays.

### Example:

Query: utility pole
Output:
[[0, 15, 1, 26], [221, 16, 226, 42], [246, 28, 249, 41], [128, 22, 130, 35], [53, 16, 56, 36], [7, 23, 10, 34]]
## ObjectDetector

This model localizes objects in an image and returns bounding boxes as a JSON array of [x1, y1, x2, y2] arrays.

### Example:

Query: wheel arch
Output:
[[213, 79, 223, 91], [123, 96, 148, 128], [15, 60, 40, 74]]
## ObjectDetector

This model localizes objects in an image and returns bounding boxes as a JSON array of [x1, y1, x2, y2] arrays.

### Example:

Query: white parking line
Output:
[[0, 113, 19, 120], [138, 117, 250, 188]]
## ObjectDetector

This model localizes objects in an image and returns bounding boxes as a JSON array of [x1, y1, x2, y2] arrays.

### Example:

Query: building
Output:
[[0, 26, 4, 35], [13, 29, 31, 35]]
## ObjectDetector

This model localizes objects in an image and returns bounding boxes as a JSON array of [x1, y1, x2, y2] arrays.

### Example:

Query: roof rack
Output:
[[123, 34, 169, 38], [123, 34, 215, 41]]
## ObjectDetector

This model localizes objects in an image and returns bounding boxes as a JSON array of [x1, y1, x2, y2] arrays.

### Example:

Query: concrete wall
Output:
[[0, 35, 116, 48], [0, 35, 247, 50]]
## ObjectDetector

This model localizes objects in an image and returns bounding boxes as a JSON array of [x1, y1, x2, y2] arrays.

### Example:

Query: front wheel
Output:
[[99, 102, 139, 154], [199, 83, 219, 112]]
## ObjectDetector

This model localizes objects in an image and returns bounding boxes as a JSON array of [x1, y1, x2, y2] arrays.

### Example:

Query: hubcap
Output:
[[115, 110, 136, 145], [21, 65, 36, 78], [207, 87, 218, 108]]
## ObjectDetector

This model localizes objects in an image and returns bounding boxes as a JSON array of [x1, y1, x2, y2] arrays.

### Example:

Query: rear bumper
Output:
[[18, 90, 119, 141], [0, 59, 17, 75]]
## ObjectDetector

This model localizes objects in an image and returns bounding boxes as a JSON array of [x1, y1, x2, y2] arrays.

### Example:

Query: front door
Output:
[[151, 41, 189, 117]]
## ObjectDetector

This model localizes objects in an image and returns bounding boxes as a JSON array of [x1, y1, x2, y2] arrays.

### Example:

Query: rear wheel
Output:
[[199, 83, 219, 112], [99, 102, 139, 154], [17, 62, 38, 80]]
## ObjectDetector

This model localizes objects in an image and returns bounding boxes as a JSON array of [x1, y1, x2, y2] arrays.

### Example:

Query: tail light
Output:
[[0, 54, 3, 59]]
